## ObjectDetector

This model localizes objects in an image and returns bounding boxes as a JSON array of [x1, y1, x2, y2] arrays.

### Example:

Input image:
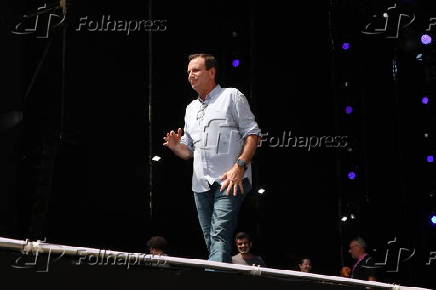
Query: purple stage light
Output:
[[421, 34, 432, 45], [422, 96, 429, 104], [232, 59, 240, 68], [345, 106, 353, 114], [347, 171, 356, 180], [427, 155, 434, 163], [342, 43, 351, 50]]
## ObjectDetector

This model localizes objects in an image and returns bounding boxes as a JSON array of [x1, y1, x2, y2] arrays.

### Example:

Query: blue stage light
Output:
[[421, 34, 432, 45], [342, 43, 351, 50], [347, 171, 356, 180]]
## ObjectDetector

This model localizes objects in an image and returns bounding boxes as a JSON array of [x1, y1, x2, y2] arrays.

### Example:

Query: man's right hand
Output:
[[163, 128, 193, 160], [163, 128, 183, 150]]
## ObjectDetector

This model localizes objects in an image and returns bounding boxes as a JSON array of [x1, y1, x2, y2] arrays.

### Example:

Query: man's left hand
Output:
[[219, 164, 245, 196]]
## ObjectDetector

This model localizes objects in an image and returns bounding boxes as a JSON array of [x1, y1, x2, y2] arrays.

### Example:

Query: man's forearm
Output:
[[238, 134, 260, 163], [172, 143, 193, 160]]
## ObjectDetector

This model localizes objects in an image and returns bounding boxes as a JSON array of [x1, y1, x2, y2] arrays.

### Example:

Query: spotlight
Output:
[[421, 34, 432, 45], [152, 155, 162, 162], [431, 215, 436, 225], [257, 188, 266, 195], [347, 171, 356, 180], [342, 43, 351, 50], [427, 155, 434, 163], [350, 213, 356, 220], [345, 106, 353, 115], [422, 96, 429, 104], [341, 216, 348, 222], [232, 59, 240, 68]]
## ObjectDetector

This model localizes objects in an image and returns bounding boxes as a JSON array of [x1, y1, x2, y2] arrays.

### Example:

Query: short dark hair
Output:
[[299, 257, 312, 265], [147, 236, 168, 251], [235, 232, 251, 242], [188, 54, 218, 81]]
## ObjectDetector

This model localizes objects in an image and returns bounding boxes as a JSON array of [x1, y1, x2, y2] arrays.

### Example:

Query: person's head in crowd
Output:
[[348, 237, 376, 281], [348, 237, 367, 260], [235, 232, 253, 254], [147, 236, 168, 255], [298, 257, 312, 273], [232, 232, 266, 267]]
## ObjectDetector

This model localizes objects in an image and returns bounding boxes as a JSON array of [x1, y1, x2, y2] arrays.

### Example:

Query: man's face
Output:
[[236, 238, 252, 254], [299, 259, 312, 272], [348, 241, 363, 259], [187, 57, 215, 92]]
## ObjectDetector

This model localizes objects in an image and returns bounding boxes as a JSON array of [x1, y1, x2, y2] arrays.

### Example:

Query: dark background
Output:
[[1, 0, 435, 288]]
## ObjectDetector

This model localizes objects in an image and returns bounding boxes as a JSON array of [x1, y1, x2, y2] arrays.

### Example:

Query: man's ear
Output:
[[209, 67, 216, 80]]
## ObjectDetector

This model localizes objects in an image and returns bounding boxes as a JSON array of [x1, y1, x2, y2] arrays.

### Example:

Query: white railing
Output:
[[0, 236, 430, 290]]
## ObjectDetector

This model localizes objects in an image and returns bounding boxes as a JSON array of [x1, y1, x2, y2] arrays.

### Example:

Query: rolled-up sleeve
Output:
[[231, 90, 261, 139]]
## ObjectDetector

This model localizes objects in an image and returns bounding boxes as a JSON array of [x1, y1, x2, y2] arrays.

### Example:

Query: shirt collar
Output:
[[198, 84, 221, 104], [357, 253, 368, 261], [352, 253, 368, 273]]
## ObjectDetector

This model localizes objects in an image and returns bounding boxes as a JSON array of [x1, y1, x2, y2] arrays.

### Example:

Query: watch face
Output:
[[237, 159, 245, 167]]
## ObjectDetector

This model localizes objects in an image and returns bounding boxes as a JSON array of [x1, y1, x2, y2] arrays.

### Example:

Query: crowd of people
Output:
[[146, 234, 377, 282]]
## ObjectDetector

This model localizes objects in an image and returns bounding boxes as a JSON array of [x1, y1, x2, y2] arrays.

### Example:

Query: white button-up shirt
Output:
[[181, 85, 261, 192]]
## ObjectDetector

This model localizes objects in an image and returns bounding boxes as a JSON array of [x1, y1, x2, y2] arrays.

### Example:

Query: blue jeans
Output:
[[193, 178, 251, 263]]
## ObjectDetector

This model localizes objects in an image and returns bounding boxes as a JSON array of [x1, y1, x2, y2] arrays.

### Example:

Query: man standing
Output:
[[163, 54, 261, 263]]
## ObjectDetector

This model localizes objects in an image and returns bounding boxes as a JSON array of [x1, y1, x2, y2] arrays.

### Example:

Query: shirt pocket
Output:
[[203, 110, 242, 155]]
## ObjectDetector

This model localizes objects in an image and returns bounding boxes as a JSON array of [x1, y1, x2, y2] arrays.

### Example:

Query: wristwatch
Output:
[[236, 158, 247, 169]]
